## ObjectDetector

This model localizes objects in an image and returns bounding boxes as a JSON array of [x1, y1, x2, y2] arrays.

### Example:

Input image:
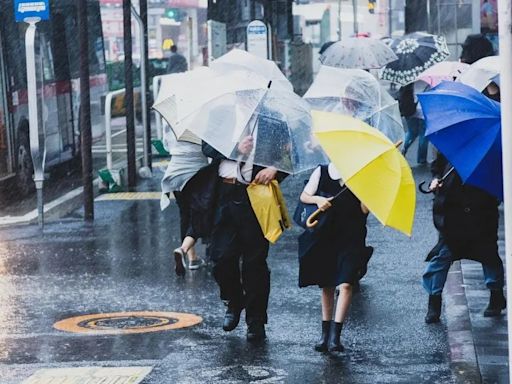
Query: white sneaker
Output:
[[173, 248, 187, 276], [188, 258, 206, 270]]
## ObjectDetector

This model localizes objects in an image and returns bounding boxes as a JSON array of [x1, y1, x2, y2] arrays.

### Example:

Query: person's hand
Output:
[[315, 196, 333, 211], [429, 178, 442, 191], [237, 136, 254, 155], [254, 167, 277, 185]]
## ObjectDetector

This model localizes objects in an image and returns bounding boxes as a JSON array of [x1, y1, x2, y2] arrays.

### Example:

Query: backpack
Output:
[[398, 84, 417, 117]]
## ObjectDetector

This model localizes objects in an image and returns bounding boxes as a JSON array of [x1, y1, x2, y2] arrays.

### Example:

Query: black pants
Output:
[[173, 190, 195, 241], [210, 182, 270, 325]]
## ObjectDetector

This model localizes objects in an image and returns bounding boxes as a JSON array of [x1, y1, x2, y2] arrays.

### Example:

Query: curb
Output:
[[444, 260, 482, 384]]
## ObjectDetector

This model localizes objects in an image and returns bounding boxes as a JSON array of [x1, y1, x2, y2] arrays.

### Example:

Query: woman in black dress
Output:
[[298, 163, 373, 352]]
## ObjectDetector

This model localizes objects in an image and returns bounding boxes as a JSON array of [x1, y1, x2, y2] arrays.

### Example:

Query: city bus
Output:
[[0, 0, 108, 195]]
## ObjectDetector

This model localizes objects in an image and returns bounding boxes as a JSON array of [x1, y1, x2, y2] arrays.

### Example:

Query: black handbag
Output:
[[293, 200, 318, 229]]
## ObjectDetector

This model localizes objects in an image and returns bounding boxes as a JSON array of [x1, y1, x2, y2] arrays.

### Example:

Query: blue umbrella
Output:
[[418, 81, 502, 199]]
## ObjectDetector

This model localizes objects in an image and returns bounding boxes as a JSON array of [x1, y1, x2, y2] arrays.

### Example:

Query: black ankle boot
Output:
[[314, 321, 331, 352], [484, 289, 506, 317], [425, 295, 442, 324], [327, 321, 344, 352]]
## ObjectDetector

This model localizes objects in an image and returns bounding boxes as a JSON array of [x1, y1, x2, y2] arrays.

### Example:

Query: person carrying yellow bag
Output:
[[247, 180, 291, 244]]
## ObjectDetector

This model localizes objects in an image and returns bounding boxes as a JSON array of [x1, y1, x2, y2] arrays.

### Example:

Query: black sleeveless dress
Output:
[[298, 165, 373, 288]]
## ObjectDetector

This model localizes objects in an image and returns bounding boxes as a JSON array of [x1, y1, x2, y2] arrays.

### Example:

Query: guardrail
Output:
[[104, 88, 126, 171]]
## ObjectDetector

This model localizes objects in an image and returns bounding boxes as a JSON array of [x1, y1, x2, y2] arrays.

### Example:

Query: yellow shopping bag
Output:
[[247, 180, 291, 244]]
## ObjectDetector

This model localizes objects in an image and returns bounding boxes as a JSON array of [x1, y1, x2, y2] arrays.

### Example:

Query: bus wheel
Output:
[[16, 132, 34, 196]]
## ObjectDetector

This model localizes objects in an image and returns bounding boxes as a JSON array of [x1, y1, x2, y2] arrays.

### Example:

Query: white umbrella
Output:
[[456, 55, 499, 91], [210, 49, 293, 91], [320, 38, 398, 69], [304, 66, 404, 144], [416, 61, 469, 87]]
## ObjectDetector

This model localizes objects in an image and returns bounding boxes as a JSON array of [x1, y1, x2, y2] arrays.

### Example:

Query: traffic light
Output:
[[164, 8, 182, 21], [368, 0, 376, 14]]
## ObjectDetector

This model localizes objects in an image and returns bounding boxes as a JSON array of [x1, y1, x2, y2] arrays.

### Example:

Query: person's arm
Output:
[[429, 152, 448, 190], [300, 191, 332, 211]]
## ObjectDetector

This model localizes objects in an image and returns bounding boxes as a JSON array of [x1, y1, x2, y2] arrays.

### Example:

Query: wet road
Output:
[[0, 160, 456, 383]]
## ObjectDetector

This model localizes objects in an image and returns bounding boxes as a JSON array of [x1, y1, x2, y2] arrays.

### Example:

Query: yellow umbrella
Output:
[[311, 110, 416, 236]]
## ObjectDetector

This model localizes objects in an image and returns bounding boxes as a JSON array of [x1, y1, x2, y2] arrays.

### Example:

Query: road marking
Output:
[[152, 160, 170, 168], [96, 192, 162, 201], [22, 366, 152, 384], [53, 311, 202, 335]]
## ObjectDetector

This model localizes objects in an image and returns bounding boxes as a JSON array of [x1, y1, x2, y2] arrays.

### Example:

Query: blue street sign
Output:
[[14, 0, 50, 22]]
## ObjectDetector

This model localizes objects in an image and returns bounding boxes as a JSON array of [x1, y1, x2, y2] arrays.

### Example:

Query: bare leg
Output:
[[334, 283, 353, 323], [181, 236, 196, 260], [321, 287, 335, 321]]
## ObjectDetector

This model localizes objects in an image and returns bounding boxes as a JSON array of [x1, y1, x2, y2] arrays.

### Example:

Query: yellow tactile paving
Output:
[[53, 311, 203, 335], [96, 192, 162, 201], [152, 160, 170, 168], [23, 367, 152, 384]]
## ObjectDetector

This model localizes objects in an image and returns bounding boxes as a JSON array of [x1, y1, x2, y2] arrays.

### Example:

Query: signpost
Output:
[[246, 20, 268, 59], [207, 20, 226, 64], [15, 0, 49, 229]]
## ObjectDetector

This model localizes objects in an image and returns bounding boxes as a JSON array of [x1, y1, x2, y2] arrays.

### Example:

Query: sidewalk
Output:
[[459, 211, 508, 384]]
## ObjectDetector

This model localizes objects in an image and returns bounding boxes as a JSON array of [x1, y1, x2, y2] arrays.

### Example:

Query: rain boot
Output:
[[425, 294, 442, 324], [327, 321, 344, 353], [314, 321, 331, 352], [484, 289, 506, 317]]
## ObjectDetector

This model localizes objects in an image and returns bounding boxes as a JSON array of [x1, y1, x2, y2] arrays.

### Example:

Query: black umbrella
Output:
[[381, 32, 450, 85]]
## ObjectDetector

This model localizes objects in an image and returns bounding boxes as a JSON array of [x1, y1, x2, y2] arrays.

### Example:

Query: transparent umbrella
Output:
[[210, 49, 293, 91], [456, 55, 499, 91], [320, 38, 398, 69], [181, 87, 328, 174], [303, 66, 404, 144]]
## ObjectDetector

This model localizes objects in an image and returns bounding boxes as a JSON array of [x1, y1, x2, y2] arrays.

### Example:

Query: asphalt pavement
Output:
[[0, 155, 465, 384]]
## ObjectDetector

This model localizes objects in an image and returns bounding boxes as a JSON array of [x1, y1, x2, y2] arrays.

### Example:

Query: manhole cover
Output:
[[54, 311, 202, 335], [22, 367, 152, 384]]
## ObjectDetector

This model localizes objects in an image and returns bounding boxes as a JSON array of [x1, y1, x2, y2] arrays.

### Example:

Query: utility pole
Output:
[[338, 0, 342, 40], [139, 0, 151, 171], [123, 0, 136, 187], [352, 0, 358, 34], [497, 0, 512, 378], [77, 0, 93, 221]]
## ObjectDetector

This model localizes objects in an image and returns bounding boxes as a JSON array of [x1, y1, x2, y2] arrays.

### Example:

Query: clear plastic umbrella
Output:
[[320, 38, 398, 69], [303, 66, 404, 144], [152, 66, 214, 143], [182, 87, 328, 174], [210, 49, 293, 91], [456, 55, 499, 91]]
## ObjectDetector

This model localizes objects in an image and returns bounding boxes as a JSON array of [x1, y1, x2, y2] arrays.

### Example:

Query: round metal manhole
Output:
[[54, 311, 202, 335]]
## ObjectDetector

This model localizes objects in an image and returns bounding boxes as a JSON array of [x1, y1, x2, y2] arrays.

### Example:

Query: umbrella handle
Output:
[[419, 181, 433, 194], [306, 207, 330, 228]]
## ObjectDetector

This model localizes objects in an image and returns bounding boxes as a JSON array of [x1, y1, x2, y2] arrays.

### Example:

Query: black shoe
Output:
[[484, 289, 506, 317], [173, 248, 187, 277], [327, 321, 344, 352], [247, 323, 266, 342], [223, 301, 243, 332], [425, 295, 442, 324], [314, 321, 331, 352]]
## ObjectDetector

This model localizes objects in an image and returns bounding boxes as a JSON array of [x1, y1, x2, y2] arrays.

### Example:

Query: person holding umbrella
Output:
[[202, 110, 290, 342], [418, 81, 506, 323], [298, 162, 372, 353]]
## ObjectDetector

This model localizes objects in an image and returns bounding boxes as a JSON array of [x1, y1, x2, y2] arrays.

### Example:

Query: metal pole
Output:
[[25, 20, 45, 229], [77, 0, 93, 221], [352, 0, 358, 35], [497, 0, 512, 377], [123, 0, 136, 187], [130, 6, 150, 175], [139, 0, 152, 171], [338, 0, 342, 40]]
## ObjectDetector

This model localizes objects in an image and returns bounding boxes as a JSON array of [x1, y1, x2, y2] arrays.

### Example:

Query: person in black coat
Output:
[[422, 152, 505, 323], [201, 118, 289, 342]]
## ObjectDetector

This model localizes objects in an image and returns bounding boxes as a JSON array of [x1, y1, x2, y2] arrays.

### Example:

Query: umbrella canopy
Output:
[[381, 32, 450, 85], [182, 86, 328, 174], [152, 67, 215, 143], [304, 66, 404, 144], [210, 49, 293, 91], [456, 55, 499, 91], [418, 81, 502, 199], [312, 111, 416, 236], [416, 61, 469, 87], [320, 37, 398, 69]]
